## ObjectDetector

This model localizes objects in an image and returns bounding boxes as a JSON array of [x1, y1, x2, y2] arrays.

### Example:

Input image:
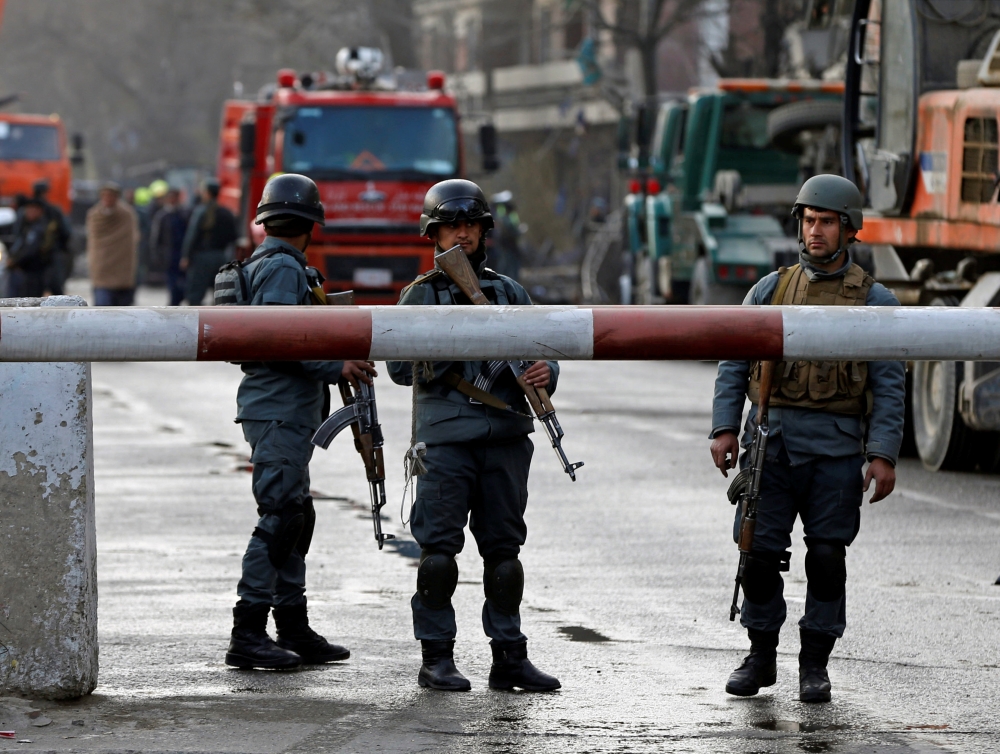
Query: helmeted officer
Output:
[[709, 174, 905, 703], [387, 179, 561, 693], [180, 177, 237, 304], [226, 173, 377, 670]]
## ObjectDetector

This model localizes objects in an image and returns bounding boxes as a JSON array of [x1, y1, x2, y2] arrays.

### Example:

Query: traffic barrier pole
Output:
[[1, 305, 1000, 362]]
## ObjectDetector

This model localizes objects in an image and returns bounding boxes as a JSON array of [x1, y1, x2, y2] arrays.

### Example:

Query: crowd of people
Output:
[[2, 176, 237, 306]]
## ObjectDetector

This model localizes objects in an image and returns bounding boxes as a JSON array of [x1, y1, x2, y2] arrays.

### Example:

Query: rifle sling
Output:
[[440, 371, 528, 416]]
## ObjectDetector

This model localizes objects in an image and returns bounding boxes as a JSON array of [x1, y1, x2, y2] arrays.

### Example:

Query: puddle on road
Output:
[[752, 720, 849, 733], [558, 626, 611, 642]]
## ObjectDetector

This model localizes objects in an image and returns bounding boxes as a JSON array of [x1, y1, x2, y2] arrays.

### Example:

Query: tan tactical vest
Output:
[[747, 263, 874, 415]]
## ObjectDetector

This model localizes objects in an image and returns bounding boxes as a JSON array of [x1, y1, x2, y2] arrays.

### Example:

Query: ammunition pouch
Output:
[[748, 263, 874, 417]]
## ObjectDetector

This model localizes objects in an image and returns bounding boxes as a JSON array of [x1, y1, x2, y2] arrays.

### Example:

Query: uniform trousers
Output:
[[6, 268, 46, 297], [237, 420, 314, 608], [411, 437, 533, 644], [735, 443, 864, 638]]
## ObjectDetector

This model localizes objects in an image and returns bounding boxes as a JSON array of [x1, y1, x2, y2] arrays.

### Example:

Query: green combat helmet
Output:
[[791, 174, 864, 265]]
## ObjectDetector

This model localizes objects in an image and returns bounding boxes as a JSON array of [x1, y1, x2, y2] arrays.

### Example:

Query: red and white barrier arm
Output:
[[0, 305, 999, 362]]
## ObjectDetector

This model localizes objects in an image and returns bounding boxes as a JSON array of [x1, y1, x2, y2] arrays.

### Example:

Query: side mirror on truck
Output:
[[479, 123, 499, 172], [70, 132, 85, 166], [239, 120, 257, 169]]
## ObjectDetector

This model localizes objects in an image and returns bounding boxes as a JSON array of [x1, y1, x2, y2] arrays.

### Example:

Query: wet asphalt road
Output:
[[4, 292, 1000, 753]]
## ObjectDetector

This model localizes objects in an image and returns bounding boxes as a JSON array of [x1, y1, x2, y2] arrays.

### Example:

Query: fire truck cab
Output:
[[217, 49, 461, 303]]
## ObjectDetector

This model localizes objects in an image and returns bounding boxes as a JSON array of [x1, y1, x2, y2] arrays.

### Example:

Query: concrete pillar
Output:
[[0, 296, 97, 699]]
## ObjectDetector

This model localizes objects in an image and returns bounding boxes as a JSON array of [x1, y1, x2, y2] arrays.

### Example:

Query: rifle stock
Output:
[[432, 245, 583, 480], [434, 245, 490, 304]]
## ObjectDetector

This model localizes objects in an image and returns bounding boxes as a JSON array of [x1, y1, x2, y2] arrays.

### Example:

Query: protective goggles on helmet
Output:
[[431, 196, 489, 222]]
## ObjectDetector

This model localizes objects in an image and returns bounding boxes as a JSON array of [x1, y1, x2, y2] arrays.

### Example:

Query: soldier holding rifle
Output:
[[387, 179, 563, 693], [225, 174, 377, 670], [709, 175, 905, 703]]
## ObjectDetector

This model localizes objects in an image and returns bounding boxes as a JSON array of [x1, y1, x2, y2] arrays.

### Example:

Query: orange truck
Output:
[[0, 112, 73, 215], [216, 48, 474, 304], [843, 0, 1000, 472]]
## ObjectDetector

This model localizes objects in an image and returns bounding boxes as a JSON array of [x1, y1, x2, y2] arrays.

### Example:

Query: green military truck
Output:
[[624, 79, 843, 305]]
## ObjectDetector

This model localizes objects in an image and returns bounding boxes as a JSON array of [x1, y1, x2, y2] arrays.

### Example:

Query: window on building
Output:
[[961, 117, 998, 203]]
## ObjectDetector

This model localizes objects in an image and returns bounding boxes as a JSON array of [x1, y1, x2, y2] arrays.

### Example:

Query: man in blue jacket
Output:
[[709, 175, 905, 703], [388, 179, 561, 693], [226, 174, 376, 670]]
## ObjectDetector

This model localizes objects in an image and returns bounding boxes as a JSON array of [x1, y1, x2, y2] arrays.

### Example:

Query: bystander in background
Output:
[[150, 187, 189, 306], [86, 181, 139, 306]]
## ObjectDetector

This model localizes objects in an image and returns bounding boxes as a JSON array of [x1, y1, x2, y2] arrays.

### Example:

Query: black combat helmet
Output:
[[419, 179, 494, 237], [255, 173, 325, 225]]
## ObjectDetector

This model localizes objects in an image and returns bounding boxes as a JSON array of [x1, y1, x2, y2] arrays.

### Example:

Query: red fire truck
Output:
[[216, 48, 464, 303]]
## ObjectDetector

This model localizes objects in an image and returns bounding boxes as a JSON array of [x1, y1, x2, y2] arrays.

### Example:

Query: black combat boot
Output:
[[799, 629, 836, 703], [418, 640, 471, 691], [225, 601, 302, 670], [488, 641, 561, 692], [725, 628, 779, 696], [273, 603, 350, 664]]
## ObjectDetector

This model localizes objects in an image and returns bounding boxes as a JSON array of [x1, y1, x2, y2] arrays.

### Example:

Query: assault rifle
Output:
[[729, 360, 778, 621], [434, 244, 584, 481], [310, 291, 394, 550]]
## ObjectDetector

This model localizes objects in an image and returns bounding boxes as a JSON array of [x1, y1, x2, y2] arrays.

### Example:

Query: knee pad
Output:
[[805, 541, 847, 602], [252, 505, 305, 569], [295, 496, 316, 558], [483, 558, 524, 615], [417, 551, 458, 610], [742, 550, 789, 605]]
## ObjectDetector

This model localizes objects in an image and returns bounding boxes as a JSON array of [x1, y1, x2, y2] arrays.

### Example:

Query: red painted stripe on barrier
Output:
[[591, 306, 784, 360], [197, 307, 374, 362]]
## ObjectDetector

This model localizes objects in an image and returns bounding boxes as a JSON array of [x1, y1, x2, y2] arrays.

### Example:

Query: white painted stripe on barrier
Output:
[[0, 308, 200, 361], [783, 306, 1000, 360], [369, 305, 595, 361]]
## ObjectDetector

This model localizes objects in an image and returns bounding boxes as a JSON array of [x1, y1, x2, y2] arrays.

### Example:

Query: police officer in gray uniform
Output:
[[226, 174, 376, 670], [387, 179, 561, 693], [709, 175, 905, 703], [180, 177, 237, 305]]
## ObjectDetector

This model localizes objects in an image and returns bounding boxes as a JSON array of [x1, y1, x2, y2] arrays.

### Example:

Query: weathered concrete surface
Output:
[[0, 296, 97, 699]]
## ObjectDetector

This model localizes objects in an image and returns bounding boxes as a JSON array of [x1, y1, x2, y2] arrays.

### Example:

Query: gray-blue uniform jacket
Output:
[[711, 259, 906, 466], [387, 251, 558, 446], [235, 236, 343, 428]]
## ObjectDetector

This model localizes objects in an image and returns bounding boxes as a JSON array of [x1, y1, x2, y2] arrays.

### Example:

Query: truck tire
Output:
[[767, 100, 843, 153], [912, 297, 983, 471], [690, 256, 749, 306]]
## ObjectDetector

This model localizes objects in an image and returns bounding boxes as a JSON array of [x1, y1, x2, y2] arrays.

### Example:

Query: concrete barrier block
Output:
[[0, 296, 97, 699]]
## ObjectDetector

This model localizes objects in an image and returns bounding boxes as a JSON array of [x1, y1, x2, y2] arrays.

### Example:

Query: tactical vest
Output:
[[747, 263, 874, 415], [410, 267, 512, 306]]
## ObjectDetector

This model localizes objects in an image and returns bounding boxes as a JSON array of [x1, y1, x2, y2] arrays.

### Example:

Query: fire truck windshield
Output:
[[0, 122, 60, 161], [283, 105, 458, 179]]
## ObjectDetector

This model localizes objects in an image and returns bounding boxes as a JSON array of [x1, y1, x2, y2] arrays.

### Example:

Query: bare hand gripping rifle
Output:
[[728, 359, 782, 621], [310, 291, 394, 550], [434, 244, 584, 481]]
